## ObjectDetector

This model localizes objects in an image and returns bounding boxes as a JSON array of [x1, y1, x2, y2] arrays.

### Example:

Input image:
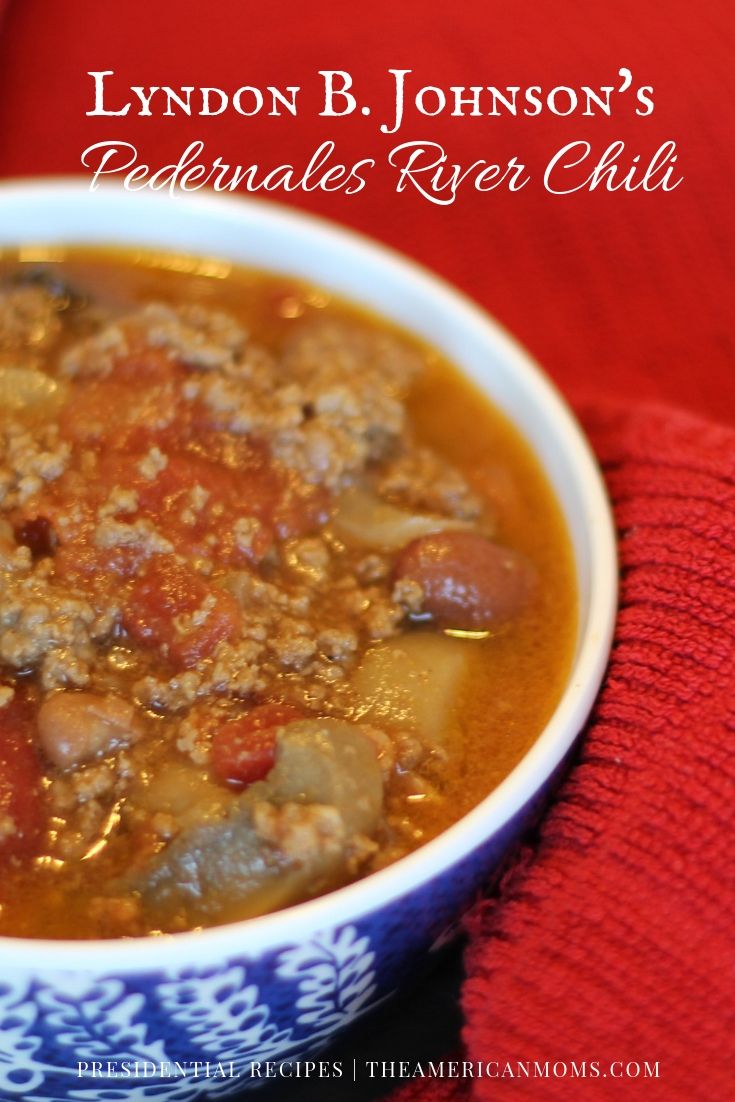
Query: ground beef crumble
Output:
[[0, 422, 70, 509], [0, 278, 490, 931], [0, 286, 63, 352], [0, 293, 476, 712], [0, 555, 117, 689], [378, 446, 483, 521]]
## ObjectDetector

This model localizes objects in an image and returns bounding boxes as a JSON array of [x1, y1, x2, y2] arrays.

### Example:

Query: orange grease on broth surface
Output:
[[0, 248, 576, 939]]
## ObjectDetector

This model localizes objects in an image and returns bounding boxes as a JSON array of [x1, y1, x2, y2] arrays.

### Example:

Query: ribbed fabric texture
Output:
[[393, 402, 735, 1101]]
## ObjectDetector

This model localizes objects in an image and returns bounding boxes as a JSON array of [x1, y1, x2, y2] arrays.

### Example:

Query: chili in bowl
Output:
[[0, 182, 616, 1102]]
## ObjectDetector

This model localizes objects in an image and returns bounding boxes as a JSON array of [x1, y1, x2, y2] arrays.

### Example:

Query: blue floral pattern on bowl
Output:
[[0, 781, 556, 1102]]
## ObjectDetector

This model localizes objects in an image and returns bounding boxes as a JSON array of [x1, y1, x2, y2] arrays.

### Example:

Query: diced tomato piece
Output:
[[47, 349, 332, 581], [0, 692, 46, 868], [123, 558, 242, 669], [108, 349, 178, 387], [58, 352, 183, 450], [138, 450, 275, 565], [211, 703, 305, 788], [273, 477, 332, 540], [55, 540, 151, 584], [59, 380, 177, 447], [212, 726, 276, 789]]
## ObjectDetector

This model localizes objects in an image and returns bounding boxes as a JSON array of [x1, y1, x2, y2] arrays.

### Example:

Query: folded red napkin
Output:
[[392, 399, 735, 1102]]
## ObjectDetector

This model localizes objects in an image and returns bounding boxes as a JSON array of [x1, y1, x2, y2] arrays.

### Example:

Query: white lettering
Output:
[[320, 71, 357, 117], [389, 140, 529, 205], [381, 69, 411, 135], [163, 87, 194, 116], [86, 71, 130, 116], [233, 86, 264, 116], [450, 86, 484, 116], [130, 86, 160, 117], [544, 139, 683, 194], [201, 87, 228, 116]]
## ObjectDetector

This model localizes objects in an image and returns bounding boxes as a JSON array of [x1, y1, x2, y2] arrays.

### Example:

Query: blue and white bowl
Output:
[[0, 182, 617, 1102]]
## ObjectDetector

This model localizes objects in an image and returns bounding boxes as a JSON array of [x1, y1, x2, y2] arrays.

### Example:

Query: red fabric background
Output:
[[0, 0, 733, 426], [0, 1, 733, 1099]]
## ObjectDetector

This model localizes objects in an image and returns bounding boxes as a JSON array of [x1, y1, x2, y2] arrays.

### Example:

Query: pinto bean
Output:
[[394, 530, 533, 630], [352, 633, 469, 746], [37, 692, 143, 770]]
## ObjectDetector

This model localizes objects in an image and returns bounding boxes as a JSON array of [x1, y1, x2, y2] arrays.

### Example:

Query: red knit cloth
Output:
[[462, 402, 735, 1100], [391, 401, 735, 1102], [0, 2, 733, 1099]]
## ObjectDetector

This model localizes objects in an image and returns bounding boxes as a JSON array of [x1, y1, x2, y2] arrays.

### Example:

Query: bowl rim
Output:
[[0, 179, 618, 970]]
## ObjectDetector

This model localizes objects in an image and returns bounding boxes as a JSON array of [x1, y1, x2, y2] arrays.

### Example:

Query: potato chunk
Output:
[[0, 367, 66, 420], [351, 633, 470, 746], [332, 487, 469, 551], [128, 719, 384, 924]]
